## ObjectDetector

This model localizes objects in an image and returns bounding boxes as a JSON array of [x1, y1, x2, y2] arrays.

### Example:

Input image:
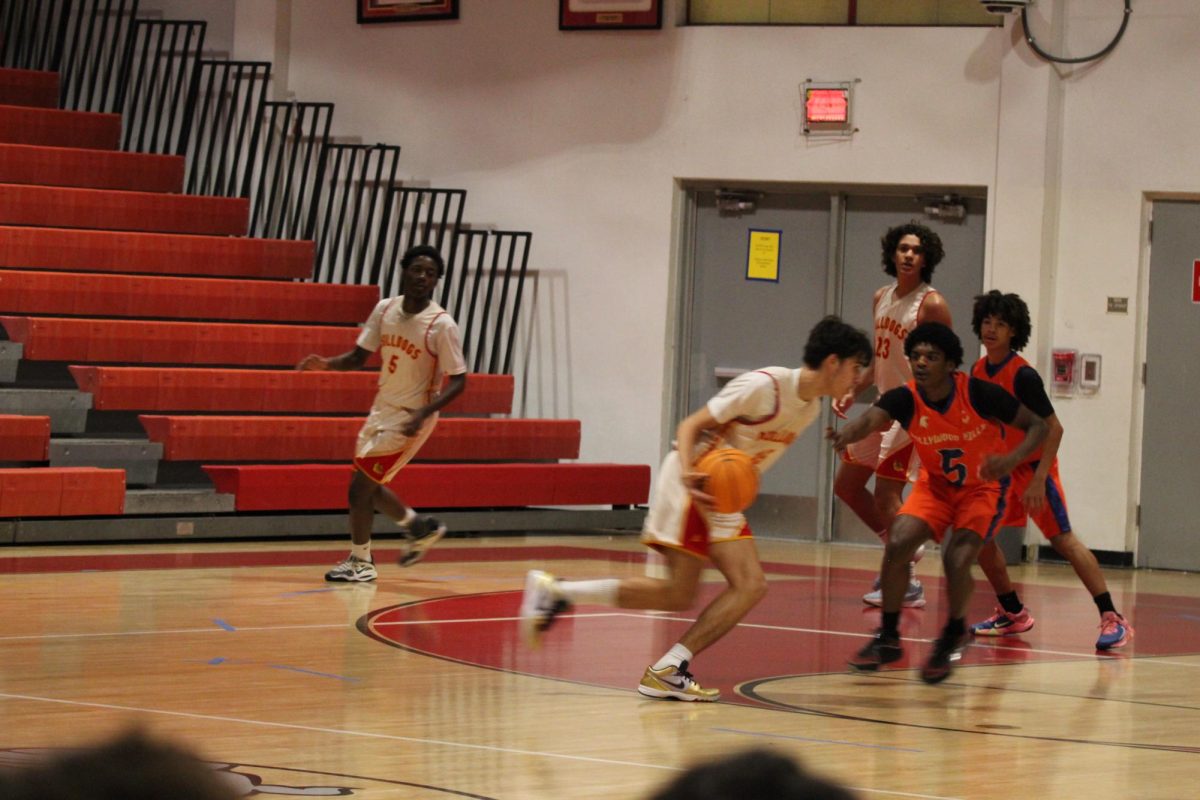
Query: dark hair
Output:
[[401, 243, 445, 277], [649, 748, 857, 800], [802, 315, 872, 370], [905, 321, 963, 367], [0, 730, 237, 800], [971, 290, 1031, 352], [882, 222, 944, 283]]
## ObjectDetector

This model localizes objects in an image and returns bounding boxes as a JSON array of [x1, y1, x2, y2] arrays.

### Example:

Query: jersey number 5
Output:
[[938, 448, 967, 487], [387, 354, 399, 374]]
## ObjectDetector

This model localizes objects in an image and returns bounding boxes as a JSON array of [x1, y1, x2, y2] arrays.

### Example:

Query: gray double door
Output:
[[683, 188, 986, 541]]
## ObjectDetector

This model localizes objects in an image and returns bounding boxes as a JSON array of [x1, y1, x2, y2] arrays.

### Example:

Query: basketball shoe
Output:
[[848, 629, 903, 671], [863, 544, 926, 607], [519, 569, 570, 648], [921, 630, 969, 684], [325, 555, 377, 582], [397, 515, 446, 567], [637, 661, 720, 702], [971, 606, 1035, 636], [1096, 611, 1133, 650]]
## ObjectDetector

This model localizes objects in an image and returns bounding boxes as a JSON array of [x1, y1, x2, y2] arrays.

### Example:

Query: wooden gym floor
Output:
[[1, 533, 1198, 799]]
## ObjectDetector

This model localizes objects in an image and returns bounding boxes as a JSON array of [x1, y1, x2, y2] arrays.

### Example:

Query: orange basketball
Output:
[[695, 448, 759, 514]]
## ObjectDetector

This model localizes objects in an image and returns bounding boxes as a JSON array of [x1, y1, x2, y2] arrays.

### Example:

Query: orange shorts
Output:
[[898, 478, 1006, 543], [1000, 460, 1071, 538]]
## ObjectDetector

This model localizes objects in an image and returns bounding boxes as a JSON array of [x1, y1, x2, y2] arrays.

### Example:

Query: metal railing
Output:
[[0, 0, 73, 72], [451, 230, 531, 375], [180, 59, 271, 196], [312, 143, 401, 285]]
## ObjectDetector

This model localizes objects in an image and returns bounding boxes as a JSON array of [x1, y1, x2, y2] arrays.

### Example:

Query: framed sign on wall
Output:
[[357, 0, 459, 24], [560, 0, 663, 30]]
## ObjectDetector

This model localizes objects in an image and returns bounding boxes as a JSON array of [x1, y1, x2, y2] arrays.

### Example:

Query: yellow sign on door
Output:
[[746, 229, 781, 282]]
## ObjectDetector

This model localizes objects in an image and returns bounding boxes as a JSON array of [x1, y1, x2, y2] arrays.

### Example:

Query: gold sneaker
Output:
[[637, 661, 720, 702]]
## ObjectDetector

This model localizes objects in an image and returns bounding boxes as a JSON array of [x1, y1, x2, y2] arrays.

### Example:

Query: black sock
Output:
[[998, 591, 1023, 615], [1093, 591, 1116, 615], [944, 617, 966, 640], [881, 611, 900, 638]]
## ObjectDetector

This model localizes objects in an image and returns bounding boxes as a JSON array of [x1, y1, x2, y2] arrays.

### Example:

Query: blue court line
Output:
[[1177, 614, 1200, 622], [711, 726, 923, 753], [212, 619, 236, 631], [278, 588, 338, 597], [207, 657, 227, 665], [268, 664, 360, 682]]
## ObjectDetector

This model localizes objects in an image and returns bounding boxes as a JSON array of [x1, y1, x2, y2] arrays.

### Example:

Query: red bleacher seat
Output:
[[0, 104, 121, 150], [0, 270, 378, 323], [70, 367, 514, 414], [0, 183, 250, 235], [0, 68, 60, 109], [2, 316, 366, 366], [141, 416, 580, 462], [0, 226, 314, 279], [0, 415, 51, 461], [0, 143, 185, 192], [203, 463, 650, 511], [0, 467, 125, 517]]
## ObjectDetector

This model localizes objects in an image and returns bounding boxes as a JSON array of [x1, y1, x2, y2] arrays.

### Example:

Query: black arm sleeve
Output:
[[874, 386, 916, 430], [968, 377, 1021, 424], [1012, 366, 1055, 418]]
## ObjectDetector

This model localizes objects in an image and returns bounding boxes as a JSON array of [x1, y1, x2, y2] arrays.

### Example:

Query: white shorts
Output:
[[353, 401, 436, 484], [840, 420, 917, 482], [641, 450, 751, 558]]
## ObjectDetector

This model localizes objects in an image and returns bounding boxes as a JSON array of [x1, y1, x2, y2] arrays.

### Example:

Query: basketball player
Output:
[[829, 323, 1048, 683], [968, 290, 1133, 649], [833, 222, 952, 608], [297, 244, 467, 582], [519, 316, 872, 701]]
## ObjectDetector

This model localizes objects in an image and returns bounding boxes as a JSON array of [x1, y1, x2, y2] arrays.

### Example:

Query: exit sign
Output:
[[805, 88, 848, 123]]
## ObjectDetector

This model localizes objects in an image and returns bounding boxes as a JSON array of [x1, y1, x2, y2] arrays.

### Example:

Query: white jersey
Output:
[[873, 281, 939, 392], [703, 367, 821, 474], [356, 297, 466, 411]]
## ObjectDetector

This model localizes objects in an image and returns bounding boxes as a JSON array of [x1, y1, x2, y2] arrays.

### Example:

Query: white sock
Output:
[[653, 643, 693, 671], [351, 542, 372, 562], [397, 508, 417, 528], [557, 579, 620, 606]]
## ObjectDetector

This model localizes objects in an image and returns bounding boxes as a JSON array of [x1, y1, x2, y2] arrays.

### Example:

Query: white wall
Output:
[[217, 0, 1200, 554]]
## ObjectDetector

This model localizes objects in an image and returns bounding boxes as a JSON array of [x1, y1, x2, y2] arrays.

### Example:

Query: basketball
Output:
[[695, 448, 759, 514]]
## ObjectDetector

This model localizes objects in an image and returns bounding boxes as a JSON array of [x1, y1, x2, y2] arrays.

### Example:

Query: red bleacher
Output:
[[0, 467, 125, 516], [0, 183, 250, 235], [0, 143, 185, 192], [2, 270, 378, 323], [204, 463, 650, 512], [0, 103, 121, 149], [2, 316, 367, 366], [70, 367, 514, 414], [140, 416, 581, 462], [0, 415, 51, 461], [0, 68, 59, 109], [0, 226, 314, 278]]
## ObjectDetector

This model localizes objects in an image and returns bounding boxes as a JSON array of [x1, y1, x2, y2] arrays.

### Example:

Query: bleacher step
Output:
[[0, 388, 91, 432], [123, 487, 234, 516], [49, 438, 163, 486]]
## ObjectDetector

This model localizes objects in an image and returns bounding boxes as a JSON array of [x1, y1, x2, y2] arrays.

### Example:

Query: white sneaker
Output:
[[325, 555, 377, 582], [863, 579, 925, 608], [519, 570, 570, 648]]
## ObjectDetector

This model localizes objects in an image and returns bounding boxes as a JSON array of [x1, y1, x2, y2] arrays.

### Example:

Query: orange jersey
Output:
[[903, 372, 1007, 489], [970, 353, 1044, 465]]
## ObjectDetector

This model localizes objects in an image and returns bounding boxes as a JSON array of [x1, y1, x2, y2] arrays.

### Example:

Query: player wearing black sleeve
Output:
[[969, 290, 1133, 650]]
